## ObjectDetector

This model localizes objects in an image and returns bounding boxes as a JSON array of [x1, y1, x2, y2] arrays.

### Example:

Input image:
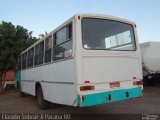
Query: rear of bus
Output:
[[75, 14, 143, 107]]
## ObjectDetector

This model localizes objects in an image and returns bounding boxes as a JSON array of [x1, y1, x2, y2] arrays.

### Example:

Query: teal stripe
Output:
[[15, 70, 22, 92], [78, 87, 142, 107]]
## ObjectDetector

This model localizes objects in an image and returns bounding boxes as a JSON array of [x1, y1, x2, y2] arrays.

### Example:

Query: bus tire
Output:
[[36, 86, 49, 110]]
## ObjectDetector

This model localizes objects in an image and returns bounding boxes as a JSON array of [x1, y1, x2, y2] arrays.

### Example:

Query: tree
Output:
[[38, 31, 48, 39], [0, 21, 38, 92]]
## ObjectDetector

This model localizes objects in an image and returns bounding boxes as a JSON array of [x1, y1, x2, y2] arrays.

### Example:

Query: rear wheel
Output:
[[36, 86, 49, 109]]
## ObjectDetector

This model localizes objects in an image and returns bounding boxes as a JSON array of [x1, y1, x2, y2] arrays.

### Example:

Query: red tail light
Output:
[[84, 80, 90, 83], [133, 80, 143, 85], [132, 77, 136, 79], [80, 86, 94, 91], [78, 16, 80, 20]]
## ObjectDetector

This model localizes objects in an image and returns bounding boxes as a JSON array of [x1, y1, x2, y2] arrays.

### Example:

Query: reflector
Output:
[[133, 80, 143, 85], [78, 16, 80, 20], [80, 86, 94, 91], [84, 80, 90, 83]]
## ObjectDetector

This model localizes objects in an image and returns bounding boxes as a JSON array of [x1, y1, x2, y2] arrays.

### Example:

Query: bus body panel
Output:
[[21, 59, 77, 106], [21, 80, 35, 96], [82, 56, 141, 83], [41, 82, 77, 106]]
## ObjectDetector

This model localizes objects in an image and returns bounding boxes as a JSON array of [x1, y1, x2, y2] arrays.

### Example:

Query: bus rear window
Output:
[[82, 18, 136, 51]]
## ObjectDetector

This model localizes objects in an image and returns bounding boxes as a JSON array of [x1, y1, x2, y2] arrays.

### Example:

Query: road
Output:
[[0, 86, 160, 120]]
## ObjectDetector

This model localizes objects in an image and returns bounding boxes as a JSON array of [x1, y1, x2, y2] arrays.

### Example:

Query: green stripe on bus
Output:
[[15, 70, 22, 92], [78, 87, 142, 107]]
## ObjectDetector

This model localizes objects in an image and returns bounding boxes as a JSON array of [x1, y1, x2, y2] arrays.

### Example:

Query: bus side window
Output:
[[27, 47, 34, 67], [67, 23, 72, 40], [52, 34, 56, 60], [53, 23, 72, 60], [45, 36, 52, 63], [22, 52, 27, 69], [34, 41, 44, 65]]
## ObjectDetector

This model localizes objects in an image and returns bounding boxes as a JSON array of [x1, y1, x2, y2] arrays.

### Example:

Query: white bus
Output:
[[17, 13, 143, 109]]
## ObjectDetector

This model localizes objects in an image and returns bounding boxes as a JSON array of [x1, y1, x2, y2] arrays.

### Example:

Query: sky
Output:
[[0, 0, 160, 43]]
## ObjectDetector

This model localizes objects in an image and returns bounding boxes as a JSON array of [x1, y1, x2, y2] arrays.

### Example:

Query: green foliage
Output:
[[0, 21, 15, 73], [0, 21, 38, 91]]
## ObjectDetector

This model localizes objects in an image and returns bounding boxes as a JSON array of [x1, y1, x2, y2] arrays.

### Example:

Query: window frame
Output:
[[44, 35, 52, 63], [22, 52, 27, 69], [27, 47, 34, 68], [81, 18, 137, 51], [34, 41, 44, 66], [20, 21, 74, 69], [52, 22, 73, 61]]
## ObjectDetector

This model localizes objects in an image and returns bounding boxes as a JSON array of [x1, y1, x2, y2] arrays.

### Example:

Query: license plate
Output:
[[110, 81, 120, 88]]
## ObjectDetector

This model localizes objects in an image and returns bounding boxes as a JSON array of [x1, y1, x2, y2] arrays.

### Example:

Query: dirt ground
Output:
[[0, 85, 160, 120]]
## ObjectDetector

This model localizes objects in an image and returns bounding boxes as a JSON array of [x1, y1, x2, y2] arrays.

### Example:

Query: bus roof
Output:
[[76, 13, 136, 25], [21, 13, 136, 54]]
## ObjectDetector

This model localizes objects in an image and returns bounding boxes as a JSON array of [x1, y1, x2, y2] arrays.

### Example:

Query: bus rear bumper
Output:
[[78, 87, 142, 107]]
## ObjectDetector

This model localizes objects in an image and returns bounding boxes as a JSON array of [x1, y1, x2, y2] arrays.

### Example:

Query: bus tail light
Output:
[[84, 80, 90, 83], [132, 77, 137, 79], [78, 16, 80, 20], [80, 85, 94, 91], [133, 80, 143, 85]]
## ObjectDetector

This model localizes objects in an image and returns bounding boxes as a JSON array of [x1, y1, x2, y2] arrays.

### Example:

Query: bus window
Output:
[[45, 36, 52, 63], [82, 18, 136, 51], [105, 31, 133, 50], [53, 34, 56, 47], [53, 23, 72, 60], [27, 47, 34, 67], [54, 40, 72, 59], [34, 41, 44, 65], [67, 23, 72, 40], [22, 52, 27, 69], [56, 27, 67, 45]]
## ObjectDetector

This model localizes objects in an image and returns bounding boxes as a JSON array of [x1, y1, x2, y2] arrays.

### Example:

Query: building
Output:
[[0, 70, 16, 90]]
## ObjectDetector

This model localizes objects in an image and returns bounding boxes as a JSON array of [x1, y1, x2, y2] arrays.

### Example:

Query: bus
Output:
[[16, 13, 143, 109]]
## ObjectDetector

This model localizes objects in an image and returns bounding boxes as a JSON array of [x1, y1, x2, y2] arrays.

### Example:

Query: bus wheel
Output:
[[36, 86, 49, 110]]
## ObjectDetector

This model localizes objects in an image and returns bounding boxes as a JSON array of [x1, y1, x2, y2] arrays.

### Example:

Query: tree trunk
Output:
[[0, 71, 6, 94], [0, 74, 3, 94], [0, 83, 3, 94]]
